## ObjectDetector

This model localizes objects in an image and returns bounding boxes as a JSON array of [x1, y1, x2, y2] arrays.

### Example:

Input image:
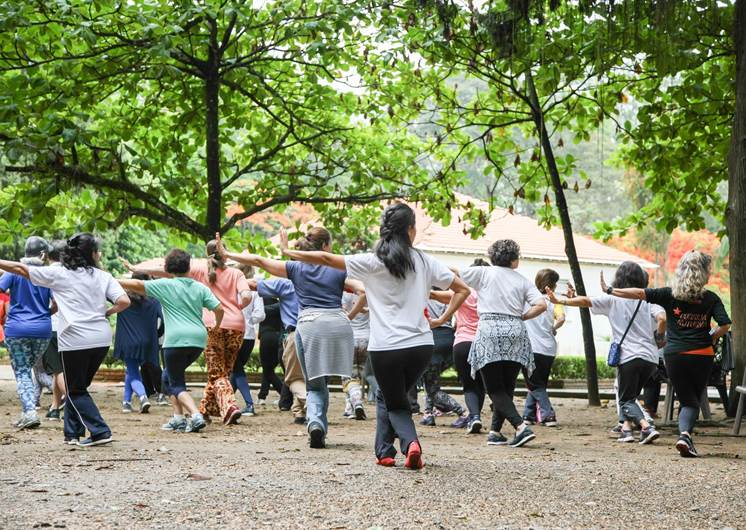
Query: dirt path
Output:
[[0, 381, 744, 529]]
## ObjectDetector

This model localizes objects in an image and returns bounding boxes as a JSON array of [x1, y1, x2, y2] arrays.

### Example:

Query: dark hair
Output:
[[205, 240, 225, 284], [374, 203, 417, 280], [237, 264, 254, 278], [612, 261, 648, 289], [472, 258, 490, 267], [129, 272, 151, 304], [304, 227, 332, 251], [535, 268, 560, 292], [48, 240, 66, 262], [61, 233, 100, 271], [164, 249, 191, 275], [488, 239, 520, 267]]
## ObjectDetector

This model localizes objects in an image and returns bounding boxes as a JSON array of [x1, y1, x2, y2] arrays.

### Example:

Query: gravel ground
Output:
[[0, 381, 745, 529]]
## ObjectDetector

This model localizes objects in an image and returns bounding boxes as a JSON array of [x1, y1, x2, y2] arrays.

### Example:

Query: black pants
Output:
[[370, 345, 432, 459], [162, 347, 202, 397], [665, 353, 714, 433], [453, 341, 485, 417], [480, 361, 523, 432], [61, 346, 110, 440], [617, 358, 658, 425], [141, 361, 163, 396], [258, 331, 284, 400], [642, 360, 666, 414]]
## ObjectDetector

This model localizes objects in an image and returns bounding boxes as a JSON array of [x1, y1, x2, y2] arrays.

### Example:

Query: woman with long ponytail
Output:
[[268, 203, 470, 469]]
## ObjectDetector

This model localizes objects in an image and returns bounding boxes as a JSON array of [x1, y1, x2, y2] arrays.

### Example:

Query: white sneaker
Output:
[[258, 399, 267, 406]]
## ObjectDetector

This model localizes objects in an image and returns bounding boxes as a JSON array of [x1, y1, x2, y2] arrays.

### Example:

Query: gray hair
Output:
[[671, 251, 712, 302], [488, 239, 521, 267]]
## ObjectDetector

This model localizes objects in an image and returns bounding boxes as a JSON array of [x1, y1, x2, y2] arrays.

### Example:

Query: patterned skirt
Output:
[[468, 313, 534, 378]]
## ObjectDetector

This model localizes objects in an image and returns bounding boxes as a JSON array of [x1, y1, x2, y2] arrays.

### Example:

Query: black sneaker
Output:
[[46, 408, 61, 421], [78, 434, 113, 447], [293, 416, 307, 425], [139, 398, 151, 414], [486, 431, 509, 445], [308, 423, 326, 449], [354, 404, 367, 421], [508, 427, 536, 448], [467, 416, 483, 435], [639, 427, 660, 445], [675, 434, 698, 458]]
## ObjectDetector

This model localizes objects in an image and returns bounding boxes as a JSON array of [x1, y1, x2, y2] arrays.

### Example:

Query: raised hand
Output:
[[545, 286, 561, 304], [565, 282, 576, 298], [118, 257, 135, 272], [600, 271, 609, 293], [279, 228, 289, 254], [214, 232, 227, 259]]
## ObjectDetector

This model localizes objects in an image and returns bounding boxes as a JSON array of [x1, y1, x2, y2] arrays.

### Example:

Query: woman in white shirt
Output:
[[231, 265, 265, 416], [460, 239, 546, 448], [0, 233, 130, 447], [276, 203, 470, 469], [548, 261, 665, 445]]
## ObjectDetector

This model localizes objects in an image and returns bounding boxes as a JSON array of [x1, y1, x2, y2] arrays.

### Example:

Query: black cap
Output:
[[24, 236, 53, 258]]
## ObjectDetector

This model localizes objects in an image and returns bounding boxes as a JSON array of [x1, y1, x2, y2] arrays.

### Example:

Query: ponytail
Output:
[[374, 203, 416, 280], [205, 240, 225, 284]]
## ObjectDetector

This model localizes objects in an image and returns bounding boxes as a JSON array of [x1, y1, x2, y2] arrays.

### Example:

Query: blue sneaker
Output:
[[161, 417, 187, 432], [508, 427, 536, 448], [450, 414, 470, 429], [241, 405, 255, 417], [419, 414, 435, 427], [186, 413, 206, 433], [486, 431, 508, 445]]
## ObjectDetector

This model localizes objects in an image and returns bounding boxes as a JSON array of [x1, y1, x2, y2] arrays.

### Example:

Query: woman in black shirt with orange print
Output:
[[602, 251, 731, 458]]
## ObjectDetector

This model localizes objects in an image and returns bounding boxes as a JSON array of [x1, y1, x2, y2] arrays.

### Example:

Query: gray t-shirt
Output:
[[345, 251, 454, 351]]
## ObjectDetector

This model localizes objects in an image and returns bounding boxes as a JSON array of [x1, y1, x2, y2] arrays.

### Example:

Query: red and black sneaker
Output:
[[223, 406, 242, 425], [405, 441, 424, 470]]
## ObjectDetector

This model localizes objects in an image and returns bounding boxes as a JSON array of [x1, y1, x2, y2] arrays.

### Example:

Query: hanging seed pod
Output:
[[558, 138, 564, 147], [573, 181, 580, 193], [585, 179, 592, 189], [508, 205, 514, 215], [562, 180, 569, 189], [544, 194, 551, 206], [514, 154, 521, 167]]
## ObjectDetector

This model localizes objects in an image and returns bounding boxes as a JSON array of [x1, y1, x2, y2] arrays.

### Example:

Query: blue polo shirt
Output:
[[0, 271, 53, 339], [257, 278, 298, 329]]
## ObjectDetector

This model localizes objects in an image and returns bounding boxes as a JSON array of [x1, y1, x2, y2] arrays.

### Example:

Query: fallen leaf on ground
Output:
[[187, 473, 212, 481]]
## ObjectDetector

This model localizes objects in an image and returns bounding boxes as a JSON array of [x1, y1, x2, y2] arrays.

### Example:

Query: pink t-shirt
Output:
[[454, 290, 479, 345], [189, 261, 250, 332]]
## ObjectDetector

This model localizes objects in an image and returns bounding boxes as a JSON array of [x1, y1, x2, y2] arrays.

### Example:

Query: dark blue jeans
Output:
[[231, 339, 255, 407], [162, 347, 203, 397], [60, 347, 110, 440]]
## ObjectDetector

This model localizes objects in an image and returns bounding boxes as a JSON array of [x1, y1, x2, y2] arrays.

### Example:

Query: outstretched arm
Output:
[[278, 228, 347, 271], [429, 278, 470, 328], [429, 290, 454, 305], [119, 258, 171, 279], [214, 233, 288, 278], [0, 259, 29, 279], [118, 279, 146, 295], [546, 287, 593, 308], [600, 271, 647, 300]]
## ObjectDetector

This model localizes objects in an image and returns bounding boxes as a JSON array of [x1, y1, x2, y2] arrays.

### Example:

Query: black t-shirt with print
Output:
[[644, 287, 731, 355]]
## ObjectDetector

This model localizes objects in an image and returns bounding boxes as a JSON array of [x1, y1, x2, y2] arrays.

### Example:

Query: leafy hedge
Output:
[[550, 356, 616, 380]]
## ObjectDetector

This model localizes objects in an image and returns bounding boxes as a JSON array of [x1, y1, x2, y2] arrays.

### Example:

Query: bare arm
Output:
[[50, 299, 58, 316], [106, 294, 131, 317], [429, 290, 454, 305], [214, 233, 288, 278], [119, 258, 171, 278], [346, 293, 367, 321], [546, 287, 594, 308], [712, 324, 730, 344], [600, 271, 646, 300], [429, 278, 470, 328], [0, 260, 30, 279], [278, 228, 347, 270], [213, 304, 225, 328], [344, 278, 365, 296], [522, 298, 548, 321], [238, 290, 253, 309], [118, 279, 146, 295], [553, 311, 566, 332], [655, 313, 667, 336]]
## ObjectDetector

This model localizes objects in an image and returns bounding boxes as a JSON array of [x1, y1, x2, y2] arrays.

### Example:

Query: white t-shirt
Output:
[[461, 265, 544, 317], [590, 295, 664, 365], [29, 266, 127, 352], [342, 291, 370, 341], [241, 295, 265, 340], [345, 251, 455, 351], [524, 297, 559, 357]]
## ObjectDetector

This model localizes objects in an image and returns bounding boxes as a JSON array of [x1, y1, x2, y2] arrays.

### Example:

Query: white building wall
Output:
[[426, 251, 616, 357]]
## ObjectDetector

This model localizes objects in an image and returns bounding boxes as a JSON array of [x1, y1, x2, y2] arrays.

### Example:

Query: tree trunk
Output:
[[727, 0, 746, 415], [204, 19, 222, 242], [526, 72, 601, 406]]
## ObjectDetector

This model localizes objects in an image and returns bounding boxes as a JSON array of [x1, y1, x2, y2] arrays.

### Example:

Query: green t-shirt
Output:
[[144, 277, 220, 349]]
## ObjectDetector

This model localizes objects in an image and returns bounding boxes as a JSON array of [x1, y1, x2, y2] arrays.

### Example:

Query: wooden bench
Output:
[[662, 384, 711, 426]]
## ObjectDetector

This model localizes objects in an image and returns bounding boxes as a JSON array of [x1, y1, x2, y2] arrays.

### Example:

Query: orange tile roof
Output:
[[410, 195, 657, 268]]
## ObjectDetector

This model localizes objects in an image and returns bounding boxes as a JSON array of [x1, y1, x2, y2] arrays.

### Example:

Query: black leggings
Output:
[[480, 361, 523, 432], [665, 353, 714, 433], [369, 345, 432, 459], [258, 331, 284, 400], [617, 358, 658, 425], [453, 341, 484, 417]]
